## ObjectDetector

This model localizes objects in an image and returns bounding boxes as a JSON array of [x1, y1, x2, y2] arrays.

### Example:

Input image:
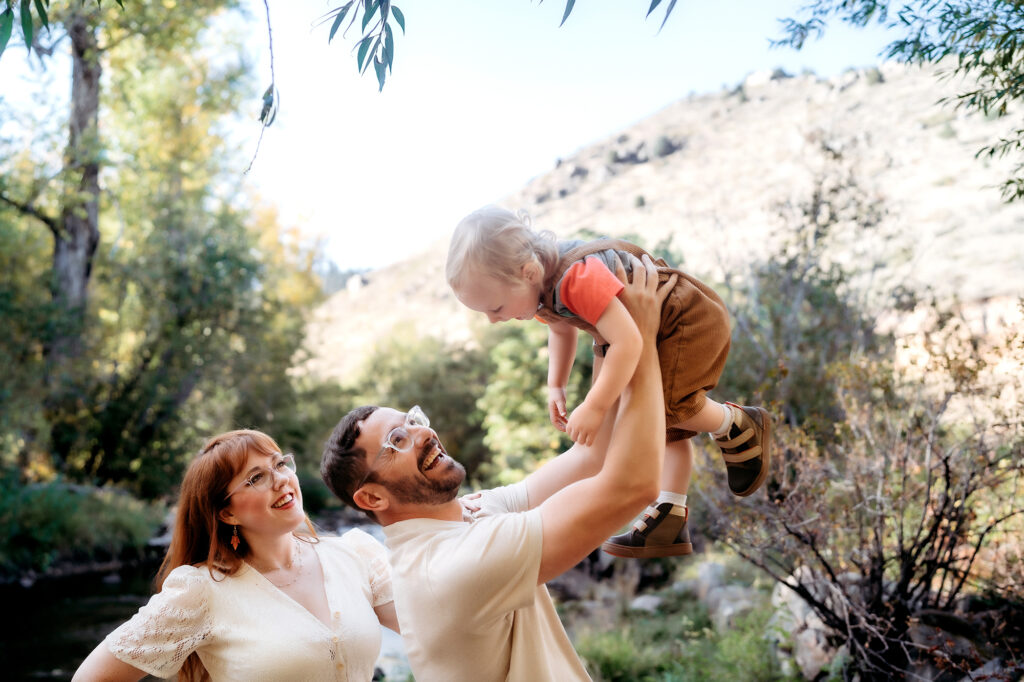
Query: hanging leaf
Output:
[[374, 55, 386, 92], [658, 0, 678, 33], [0, 10, 13, 59], [19, 0, 32, 53], [361, 0, 379, 32], [328, 2, 352, 43], [391, 5, 405, 33], [356, 34, 372, 72], [559, 0, 575, 27], [258, 84, 278, 127], [384, 22, 393, 70], [646, 0, 663, 18], [32, 0, 47, 33]]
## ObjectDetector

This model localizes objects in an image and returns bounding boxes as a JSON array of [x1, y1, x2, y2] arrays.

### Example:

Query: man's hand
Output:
[[615, 254, 676, 339], [547, 386, 568, 432]]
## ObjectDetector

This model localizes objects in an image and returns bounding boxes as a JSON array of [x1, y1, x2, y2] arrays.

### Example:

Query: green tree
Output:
[[0, 1, 331, 499], [477, 323, 592, 486], [0, 0, 240, 470], [777, 0, 1024, 200], [63, 28, 324, 496]]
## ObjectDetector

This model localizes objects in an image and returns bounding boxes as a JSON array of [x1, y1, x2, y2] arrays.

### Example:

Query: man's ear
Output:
[[353, 483, 390, 516], [521, 259, 543, 285]]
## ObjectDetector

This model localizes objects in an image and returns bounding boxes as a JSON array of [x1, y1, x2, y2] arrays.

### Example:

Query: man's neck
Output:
[[380, 498, 465, 525]]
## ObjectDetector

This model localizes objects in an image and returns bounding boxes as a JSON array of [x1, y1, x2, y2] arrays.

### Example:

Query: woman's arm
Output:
[[72, 644, 147, 682], [374, 601, 401, 634]]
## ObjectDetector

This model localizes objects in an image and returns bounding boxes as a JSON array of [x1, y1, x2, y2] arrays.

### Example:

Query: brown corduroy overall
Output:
[[536, 239, 731, 441]]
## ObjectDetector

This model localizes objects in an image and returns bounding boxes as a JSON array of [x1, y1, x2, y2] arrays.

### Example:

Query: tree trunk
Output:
[[46, 10, 103, 467], [55, 11, 101, 318]]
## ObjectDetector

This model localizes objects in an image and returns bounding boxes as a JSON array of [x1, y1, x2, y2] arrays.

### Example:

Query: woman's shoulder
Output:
[[162, 562, 230, 589]]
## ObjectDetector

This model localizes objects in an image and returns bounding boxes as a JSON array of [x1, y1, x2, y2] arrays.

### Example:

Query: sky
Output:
[[244, 0, 898, 271], [1, 1, 899, 271]]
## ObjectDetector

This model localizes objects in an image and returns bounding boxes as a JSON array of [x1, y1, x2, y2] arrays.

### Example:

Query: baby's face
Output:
[[454, 273, 541, 324]]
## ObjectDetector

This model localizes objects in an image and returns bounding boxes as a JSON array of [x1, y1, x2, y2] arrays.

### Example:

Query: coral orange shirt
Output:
[[554, 256, 624, 325]]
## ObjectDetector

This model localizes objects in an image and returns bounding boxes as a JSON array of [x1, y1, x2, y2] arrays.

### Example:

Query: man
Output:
[[321, 255, 674, 681]]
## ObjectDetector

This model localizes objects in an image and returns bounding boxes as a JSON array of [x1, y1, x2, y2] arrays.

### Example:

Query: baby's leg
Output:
[[678, 397, 771, 498], [661, 437, 692, 496], [675, 397, 731, 434]]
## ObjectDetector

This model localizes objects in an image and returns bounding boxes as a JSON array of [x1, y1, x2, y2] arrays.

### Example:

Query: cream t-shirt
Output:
[[104, 529, 392, 681], [384, 505, 591, 681]]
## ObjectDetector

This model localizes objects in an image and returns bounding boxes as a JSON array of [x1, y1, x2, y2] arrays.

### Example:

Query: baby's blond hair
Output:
[[446, 205, 559, 290]]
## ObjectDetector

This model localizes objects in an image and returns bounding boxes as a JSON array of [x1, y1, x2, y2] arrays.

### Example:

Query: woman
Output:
[[73, 429, 398, 681]]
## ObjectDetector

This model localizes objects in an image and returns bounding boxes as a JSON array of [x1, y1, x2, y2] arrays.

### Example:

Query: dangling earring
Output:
[[231, 525, 240, 551]]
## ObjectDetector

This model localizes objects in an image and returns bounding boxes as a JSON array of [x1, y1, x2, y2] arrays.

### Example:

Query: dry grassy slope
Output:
[[302, 62, 1024, 385]]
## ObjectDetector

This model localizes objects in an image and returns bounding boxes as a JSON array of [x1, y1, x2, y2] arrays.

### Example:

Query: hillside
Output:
[[301, 62, 1024, 384]]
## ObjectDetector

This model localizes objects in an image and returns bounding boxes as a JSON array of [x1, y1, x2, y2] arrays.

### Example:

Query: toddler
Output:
[[446, 205, 771, 558]]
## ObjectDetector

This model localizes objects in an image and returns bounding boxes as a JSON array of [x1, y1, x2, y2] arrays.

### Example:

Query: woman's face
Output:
[[222, 450, 305, 540]]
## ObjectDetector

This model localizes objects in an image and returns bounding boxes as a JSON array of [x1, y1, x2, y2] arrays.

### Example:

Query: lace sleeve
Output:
[[341, 528, 393, 607], [104, 565, 214, 678]]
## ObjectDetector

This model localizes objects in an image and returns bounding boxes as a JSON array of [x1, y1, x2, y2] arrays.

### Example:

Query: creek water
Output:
[[1, 562, 162, 680]]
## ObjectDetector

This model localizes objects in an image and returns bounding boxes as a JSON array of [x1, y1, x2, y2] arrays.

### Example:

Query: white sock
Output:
[[711, 403, 734, 438], [656, 491, 687, 508]]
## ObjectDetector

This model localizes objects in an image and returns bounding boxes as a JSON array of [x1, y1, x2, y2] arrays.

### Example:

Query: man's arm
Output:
[[536, 256, 675, 584]]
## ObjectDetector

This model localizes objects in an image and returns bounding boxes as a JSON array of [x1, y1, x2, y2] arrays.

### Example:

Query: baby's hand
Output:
[[547, 386, 568, 432], [566, 401, 605, 446], [459, 492, 482, 521]]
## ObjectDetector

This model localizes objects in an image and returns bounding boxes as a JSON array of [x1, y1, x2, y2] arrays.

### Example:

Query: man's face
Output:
[[356, 407, 465, 506]]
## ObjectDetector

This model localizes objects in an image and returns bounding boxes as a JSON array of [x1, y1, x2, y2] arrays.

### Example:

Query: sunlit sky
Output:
[[2, 1, 899, 271]]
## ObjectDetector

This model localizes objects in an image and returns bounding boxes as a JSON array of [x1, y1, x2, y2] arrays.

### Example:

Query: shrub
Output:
[[652, 135, 676, 158], [0, 473, 165, 577], [705, 311, 1024, 678]]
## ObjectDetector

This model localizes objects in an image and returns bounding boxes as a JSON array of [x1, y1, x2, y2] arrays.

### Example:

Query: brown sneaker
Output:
[[601, 503, 693, 558], [715, 403, 771, 497]]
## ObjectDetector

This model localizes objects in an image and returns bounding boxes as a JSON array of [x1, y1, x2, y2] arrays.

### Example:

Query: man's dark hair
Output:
[[321, 405, 379, 523]]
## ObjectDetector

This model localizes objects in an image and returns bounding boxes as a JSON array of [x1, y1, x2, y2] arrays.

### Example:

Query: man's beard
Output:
[[384, 459, 466, 506]]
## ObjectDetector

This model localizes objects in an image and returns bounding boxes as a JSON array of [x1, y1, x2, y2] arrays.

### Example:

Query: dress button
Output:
[[332, 636, 339, 643], [333, 611, 340, 618]]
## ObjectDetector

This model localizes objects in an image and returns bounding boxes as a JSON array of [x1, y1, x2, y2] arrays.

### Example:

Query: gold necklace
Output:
[[252, 537, 305, 588]]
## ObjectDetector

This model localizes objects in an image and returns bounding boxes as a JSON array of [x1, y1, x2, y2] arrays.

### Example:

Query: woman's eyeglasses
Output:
[[225, 453, 296, 498]]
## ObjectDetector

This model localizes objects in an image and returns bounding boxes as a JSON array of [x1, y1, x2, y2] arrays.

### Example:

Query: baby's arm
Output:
[[547, 320, 578, 431], [565, 298, 643, 445]]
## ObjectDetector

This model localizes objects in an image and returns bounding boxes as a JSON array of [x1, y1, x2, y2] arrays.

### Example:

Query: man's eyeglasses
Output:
[[225, 453, 296, 498], [355, 407, 431, 493], [379, 406, 430, 456]]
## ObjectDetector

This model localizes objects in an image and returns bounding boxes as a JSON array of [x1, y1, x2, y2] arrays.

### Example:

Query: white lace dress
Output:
[[104, 529, 392, 681]]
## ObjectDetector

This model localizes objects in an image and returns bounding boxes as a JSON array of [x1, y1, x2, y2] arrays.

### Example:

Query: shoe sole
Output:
[[733, 406, 772, 497], [600, 541, 693, 558]]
